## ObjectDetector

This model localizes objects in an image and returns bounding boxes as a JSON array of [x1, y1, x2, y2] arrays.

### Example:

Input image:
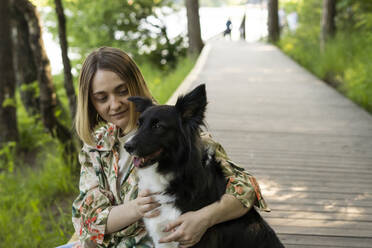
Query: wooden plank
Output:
[[229, 151, 372, 164], [262, 209, 372, 222], [264, 203, 372, 215], [284, 244, 359, 248], [266, 200, 372, 209], [261, 192, 372, 204], [265, 198, 372, 209], [224, 149, 372, 165], [243, 164, 372, 175], [257, 177, 372, 188], [278, 234, 372, 248], [257, 180, 372, 192], [247, 166, 372, 176], [251, 173, 372, 184], [239, 152, 372, 162], [269, 224, 372, 237], [265, 218, 372, 231]]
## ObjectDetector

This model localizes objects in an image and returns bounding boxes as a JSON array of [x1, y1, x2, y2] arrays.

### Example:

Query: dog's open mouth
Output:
[[133, 148, 163, 168]]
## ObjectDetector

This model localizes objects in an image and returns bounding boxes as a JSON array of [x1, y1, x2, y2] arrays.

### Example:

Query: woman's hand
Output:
[[133, 189, 161, 218], [158, 211, 211, 248], [106, 189, 161, 234], [158, 194, 249, 247]]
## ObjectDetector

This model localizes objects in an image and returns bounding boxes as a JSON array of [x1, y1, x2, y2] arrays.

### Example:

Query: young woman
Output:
[[67, 47, 269, 248]]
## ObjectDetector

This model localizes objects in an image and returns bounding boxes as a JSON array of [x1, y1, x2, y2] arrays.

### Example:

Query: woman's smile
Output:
[[110, 109, 128, 119]]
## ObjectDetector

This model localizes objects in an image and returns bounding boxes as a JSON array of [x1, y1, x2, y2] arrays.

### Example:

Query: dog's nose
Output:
[[124, 142, 134, 154]]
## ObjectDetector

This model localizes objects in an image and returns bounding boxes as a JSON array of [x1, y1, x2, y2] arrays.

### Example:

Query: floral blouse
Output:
[[71, 123, 269, 248]]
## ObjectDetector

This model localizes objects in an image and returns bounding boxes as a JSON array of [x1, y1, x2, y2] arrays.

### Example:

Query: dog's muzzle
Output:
[[132, 148, 163, 168]]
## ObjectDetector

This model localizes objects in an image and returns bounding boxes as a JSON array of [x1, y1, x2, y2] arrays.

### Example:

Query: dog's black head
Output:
[[124, 84, 207, 170]]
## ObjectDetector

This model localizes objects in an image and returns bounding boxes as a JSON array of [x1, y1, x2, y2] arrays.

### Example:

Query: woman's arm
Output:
[[199, 193, 249, 227], [106, 189, 161, 234], [159, 194, 248, 248], [72, 147, 161, 246], [159, 133, 268, 247]]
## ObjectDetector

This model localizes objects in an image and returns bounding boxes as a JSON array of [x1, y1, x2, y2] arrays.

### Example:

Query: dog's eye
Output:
[[152, 122, 162, 129]]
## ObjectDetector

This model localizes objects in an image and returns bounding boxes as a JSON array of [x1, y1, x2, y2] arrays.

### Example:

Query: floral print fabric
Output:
[[71, 124, 269, 248]]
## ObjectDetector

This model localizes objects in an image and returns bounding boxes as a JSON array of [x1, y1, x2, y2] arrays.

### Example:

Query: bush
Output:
[[279, 0, 372, 113], [0, 145, 78, 247]]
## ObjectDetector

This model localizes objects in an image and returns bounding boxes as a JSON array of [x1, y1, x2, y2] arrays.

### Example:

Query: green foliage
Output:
[[2, 97, 17, 108], [16, 90, 53, 151], [199, 0, 247, 6], [336, 0, 372, 31], [280, 0, 298, 14], [341, 33, 372, 111], [200, 0, 225, 6], [20, 81, 39, 99], [142, 55, 197, 103], [0, 142, 16, 173], [278, 0, 372, 113], [44, 0, 187, 70], [0, 143, 78, 248]]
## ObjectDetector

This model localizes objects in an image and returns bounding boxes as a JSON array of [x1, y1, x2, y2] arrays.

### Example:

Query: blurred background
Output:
[[0, 0, 371, 247]]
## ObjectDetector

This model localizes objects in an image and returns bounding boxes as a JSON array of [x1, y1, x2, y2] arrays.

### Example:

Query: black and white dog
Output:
[[124, 84, 284, 248]]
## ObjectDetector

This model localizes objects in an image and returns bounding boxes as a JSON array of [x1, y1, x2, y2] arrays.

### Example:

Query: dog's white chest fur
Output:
[[137, 163, 181, 248]]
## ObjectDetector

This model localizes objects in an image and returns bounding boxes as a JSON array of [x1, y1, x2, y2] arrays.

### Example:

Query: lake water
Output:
[[43, 4, 268, 75]]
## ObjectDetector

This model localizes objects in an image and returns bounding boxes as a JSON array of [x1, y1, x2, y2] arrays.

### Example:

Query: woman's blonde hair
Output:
[[75, 47, 153, 146]]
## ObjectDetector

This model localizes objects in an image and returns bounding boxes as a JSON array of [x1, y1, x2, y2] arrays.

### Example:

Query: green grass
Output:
[[0, 145, 78, 247], [141, 56, 197, 104], [0, 55, 196, 247], [278, 31, 372, 113]]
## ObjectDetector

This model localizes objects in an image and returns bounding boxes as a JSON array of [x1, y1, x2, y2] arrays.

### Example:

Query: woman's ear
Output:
[[128, 96, 153, 113]]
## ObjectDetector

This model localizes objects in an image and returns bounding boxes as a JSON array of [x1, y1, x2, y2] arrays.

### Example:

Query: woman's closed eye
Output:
[[119, 89, 128, 96], [95, 95, 108, 102]]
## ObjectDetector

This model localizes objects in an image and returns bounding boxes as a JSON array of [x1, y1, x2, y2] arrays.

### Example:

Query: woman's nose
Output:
[[110, 96, 123, 110]]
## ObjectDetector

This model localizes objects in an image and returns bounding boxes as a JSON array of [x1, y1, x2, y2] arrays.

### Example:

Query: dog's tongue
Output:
[[133, 156, 144, 168], [132, 149, 163, 168]]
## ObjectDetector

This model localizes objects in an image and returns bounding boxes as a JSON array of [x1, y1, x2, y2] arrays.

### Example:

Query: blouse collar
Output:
[[89, 123, 120, 151]]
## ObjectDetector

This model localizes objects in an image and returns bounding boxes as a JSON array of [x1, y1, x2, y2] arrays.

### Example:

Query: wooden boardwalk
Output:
[[190, 39, 372, 247]]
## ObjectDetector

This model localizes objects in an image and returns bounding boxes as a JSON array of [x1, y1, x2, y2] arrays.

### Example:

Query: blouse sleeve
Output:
[[72, 147, 115, 247], [201, 132, 270, 212]]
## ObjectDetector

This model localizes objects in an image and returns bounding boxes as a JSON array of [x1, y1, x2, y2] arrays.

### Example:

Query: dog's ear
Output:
[[128, 96, 153, 113], [175, 84, 207, 126]]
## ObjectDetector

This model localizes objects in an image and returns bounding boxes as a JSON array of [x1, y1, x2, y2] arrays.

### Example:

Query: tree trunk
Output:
[[0, 0, 19, 145], [320, 0, 336, 51], [14, 0, 57, 133], [54, 0, 77, 120], [268, 0, 280, 43], [14, 0, 77, 166], [185, 0, 204, 55], [10, 4, 39, 115]]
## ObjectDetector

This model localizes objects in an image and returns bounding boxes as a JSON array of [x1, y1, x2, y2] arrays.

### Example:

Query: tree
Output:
[[52, 0, 184, 69], [0, 0, 19, 145], [14, 0, 76, 163], [185, 0, 204, 55], [320, 0, 336, 51], [54, 0, 77, 119], [10, 5, 39, 115], [268, 0, 280, 43]]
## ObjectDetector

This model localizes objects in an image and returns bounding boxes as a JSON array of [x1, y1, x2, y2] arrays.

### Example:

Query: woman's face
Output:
[[90, 70, 131, 131]]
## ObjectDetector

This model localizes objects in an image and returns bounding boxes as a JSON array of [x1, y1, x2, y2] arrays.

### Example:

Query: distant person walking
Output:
[[224, 18, 232, 39]]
